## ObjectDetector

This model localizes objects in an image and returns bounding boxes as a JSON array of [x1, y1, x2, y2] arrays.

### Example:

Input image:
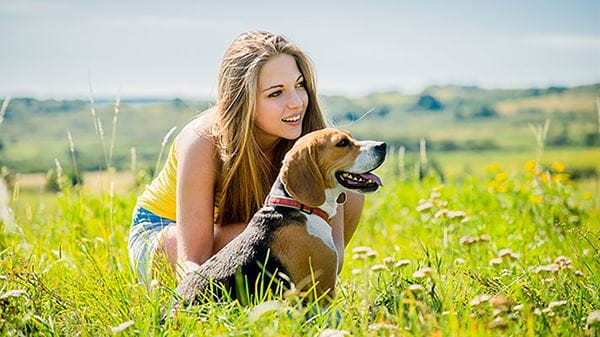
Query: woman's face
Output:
[[255, 53, 308, 149]]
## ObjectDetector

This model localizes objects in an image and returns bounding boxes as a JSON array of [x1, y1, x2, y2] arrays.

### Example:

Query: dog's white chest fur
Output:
[[306, 215, 337, 254]]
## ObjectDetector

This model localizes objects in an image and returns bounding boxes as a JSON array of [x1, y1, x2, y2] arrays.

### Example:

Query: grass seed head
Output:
[[587, 310, 600, 327], [447, 210, 467, 219], [370, 264, 387, 272], [534, 264, 560, 273], [547, 300, 567, 310], [412, 267, 433, 279], [430, 191, 442, 199], [406, 284, 425, 293], [479, 234, 491, 242], [490, 296, 512, 309], [498, 248, 520, 260], [492, 308, 505, 317], [553, 256, 572, 267], [383, 257, 396, 265], [352, 246, 378, 260], [489, 316, 508, 329], [394, 260, 411, 268], [434, 209, 448, 218], [318, 329, 350, 337], [352, 246, 372, 254], [459, 236, 477, 245], [489, 257, 503, 266], [368, 323, 396, 331], [0, 289, 26, 300], [512, 304, 524, 312], [111, 321, 134, 334], [470, 294, 491, 306], [366, 250, 378, 259], [416, 202, 434, 212]]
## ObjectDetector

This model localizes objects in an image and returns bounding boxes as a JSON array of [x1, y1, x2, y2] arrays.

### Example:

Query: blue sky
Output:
[[1, 0, 599, 98]]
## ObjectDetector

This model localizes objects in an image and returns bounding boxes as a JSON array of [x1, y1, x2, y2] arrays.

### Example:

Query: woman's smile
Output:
[[281, 113, 303, 126]]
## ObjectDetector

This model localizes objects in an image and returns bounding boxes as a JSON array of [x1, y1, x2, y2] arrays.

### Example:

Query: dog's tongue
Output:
[[360, 172, 383, 186]]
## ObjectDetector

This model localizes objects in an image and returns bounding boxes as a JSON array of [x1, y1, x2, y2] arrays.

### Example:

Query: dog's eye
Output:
[[336, 138, 350, 147]]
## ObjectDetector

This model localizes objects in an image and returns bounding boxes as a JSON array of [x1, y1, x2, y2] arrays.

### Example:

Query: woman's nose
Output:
[[287, 90, 303, 109]]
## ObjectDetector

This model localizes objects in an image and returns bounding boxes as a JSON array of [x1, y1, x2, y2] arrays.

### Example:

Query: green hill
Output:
[[0, 84, 598, 174]]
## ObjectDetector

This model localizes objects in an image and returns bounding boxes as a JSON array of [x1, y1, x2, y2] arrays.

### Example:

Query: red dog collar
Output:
[[264, 196, 330, 222]]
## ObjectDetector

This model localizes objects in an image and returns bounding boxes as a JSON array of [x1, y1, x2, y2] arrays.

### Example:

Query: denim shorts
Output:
[[128, 205, 175, 284]]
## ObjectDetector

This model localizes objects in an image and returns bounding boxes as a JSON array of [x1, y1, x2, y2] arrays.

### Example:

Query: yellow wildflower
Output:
[[530, 195, 544, 203], [552, 161, 565, 173], [540, 172, 552, 183], [552, 173, 569, 183], [583, 192, 592, 200], [497, 184, 508, 193], [524, 160, 536, 173], [495, 172, 508, 182]]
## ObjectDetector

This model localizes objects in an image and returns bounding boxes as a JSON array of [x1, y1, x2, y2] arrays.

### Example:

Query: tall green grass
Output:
[[1, 156, 598, 335]]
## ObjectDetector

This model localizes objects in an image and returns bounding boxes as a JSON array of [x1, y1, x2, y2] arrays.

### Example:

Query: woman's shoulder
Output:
[[177, 107, 220, 161]]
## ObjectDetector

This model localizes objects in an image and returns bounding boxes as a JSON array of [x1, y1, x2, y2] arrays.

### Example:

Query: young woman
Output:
[[128, 31, 365, 284]]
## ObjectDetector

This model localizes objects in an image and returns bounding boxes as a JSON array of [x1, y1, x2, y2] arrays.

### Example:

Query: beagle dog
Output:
[[173, 128, 386, 310]]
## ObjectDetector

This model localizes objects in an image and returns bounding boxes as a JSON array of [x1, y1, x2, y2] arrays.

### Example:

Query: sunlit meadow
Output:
[[1, 138, 599, 336]]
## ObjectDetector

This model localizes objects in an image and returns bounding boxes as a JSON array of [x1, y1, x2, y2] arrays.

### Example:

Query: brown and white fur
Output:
[[172, 128, 386, 311]]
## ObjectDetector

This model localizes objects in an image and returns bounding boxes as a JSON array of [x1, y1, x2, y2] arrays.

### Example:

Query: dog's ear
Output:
[[281, 145, 326, 208]]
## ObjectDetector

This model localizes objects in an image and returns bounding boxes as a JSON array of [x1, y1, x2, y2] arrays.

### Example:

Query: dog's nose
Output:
[[375, 142, 387, 155]]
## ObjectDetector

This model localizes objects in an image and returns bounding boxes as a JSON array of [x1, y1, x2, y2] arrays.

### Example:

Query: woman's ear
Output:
[[281, 145, 326, 207]]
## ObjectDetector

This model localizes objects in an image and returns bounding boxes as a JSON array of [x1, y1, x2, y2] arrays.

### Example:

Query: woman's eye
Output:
[[336, 138, 350, 147], [268, 90, 282, 98], [295, 81, 305, 88]]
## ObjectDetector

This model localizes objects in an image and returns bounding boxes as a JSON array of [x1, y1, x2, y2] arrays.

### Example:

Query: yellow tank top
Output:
[[137, 140, 179, 220], [137, 136, 222, 222]]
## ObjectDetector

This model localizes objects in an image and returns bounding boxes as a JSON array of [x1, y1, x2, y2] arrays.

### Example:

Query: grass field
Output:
[[1, 150, 599, 336]]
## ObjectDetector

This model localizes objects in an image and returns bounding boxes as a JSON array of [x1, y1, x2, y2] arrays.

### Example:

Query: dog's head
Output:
[[281, 128, 387, 207]]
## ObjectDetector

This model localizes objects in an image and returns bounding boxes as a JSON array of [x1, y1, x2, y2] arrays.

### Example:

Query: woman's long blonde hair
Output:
[[211, 31, 326, 225]]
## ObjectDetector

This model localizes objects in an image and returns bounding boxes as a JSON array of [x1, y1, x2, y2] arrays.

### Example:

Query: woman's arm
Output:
[[330, 191, 365, 273], [175, 125, 219, 277]]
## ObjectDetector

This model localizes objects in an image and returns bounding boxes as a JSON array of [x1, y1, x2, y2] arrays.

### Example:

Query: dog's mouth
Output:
[[335, 171, 383, 192]]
